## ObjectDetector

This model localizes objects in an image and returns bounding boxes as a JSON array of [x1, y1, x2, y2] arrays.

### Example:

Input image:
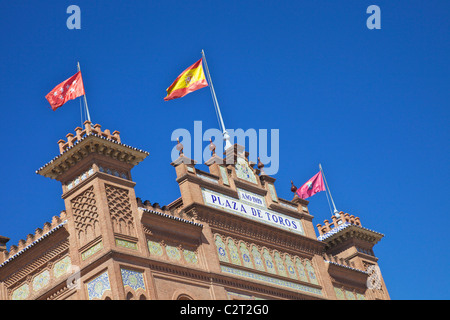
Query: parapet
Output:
[[316, 212, 361, 236], [0, 211, 68, 266], [57, 120, 121, 154]]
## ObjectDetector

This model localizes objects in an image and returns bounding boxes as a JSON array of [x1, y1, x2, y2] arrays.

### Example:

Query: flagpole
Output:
[[319, 163, 339, 216], [201, 50, 232, 150], [77, 62, 92, 123]]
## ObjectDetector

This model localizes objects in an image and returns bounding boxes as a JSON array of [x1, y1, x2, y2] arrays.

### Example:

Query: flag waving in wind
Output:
[[297, 171, 326, 199], [164, 58, 208, 101], [46, 71, 85, 111]]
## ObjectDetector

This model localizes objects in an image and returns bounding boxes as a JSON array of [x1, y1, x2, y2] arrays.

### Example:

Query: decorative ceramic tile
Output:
[[235, 157, 257, 184], [32, 270, 50, 292], [219, 166, 229, 185], [295, 258, 308, 282], [239, 243, 253, 269], [263, 249, 276, 274], [81, 241, 103, 260], [227, 239, 241, 266], [86, 271, 111, 300], [221, 266, 322, 296], [345, 290, 356, 300], [305, 260, 319, 285], [251, 246, 265, 272], [115, 238, 138, 250], [166, 245, 181, 261], [121, 268, 145, 291], [183, 250, 198, 264], [11, 283, 30, 300], [285, 255, 298, 280], [147, 240, 163, 256], [268, 184, 278, 202], [334, 287, 345, 300], [197, 174, 219, 184], [215, 236, 229, 263], [274, 252, 287, 277], [53, 256, 72, 278], [356, 293, 366, 300]]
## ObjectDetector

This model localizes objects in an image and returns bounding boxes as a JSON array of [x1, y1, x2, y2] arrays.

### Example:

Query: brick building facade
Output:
[[0, 121, 389, 300]]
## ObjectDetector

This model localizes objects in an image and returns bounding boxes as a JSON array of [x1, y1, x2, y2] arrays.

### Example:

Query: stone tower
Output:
[[316, 212, 390, 300], [35, 121, 149, 299]]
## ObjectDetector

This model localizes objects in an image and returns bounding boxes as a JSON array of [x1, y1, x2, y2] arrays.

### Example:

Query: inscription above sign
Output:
[[202, 188, 304, 235]]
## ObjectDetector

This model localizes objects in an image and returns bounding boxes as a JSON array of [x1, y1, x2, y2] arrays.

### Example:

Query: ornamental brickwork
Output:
[[0, 122, 390, 300]]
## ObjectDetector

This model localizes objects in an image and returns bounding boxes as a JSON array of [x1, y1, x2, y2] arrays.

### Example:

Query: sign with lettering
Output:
[[201, 188, 304, 235], [236, 188, 266, 208]]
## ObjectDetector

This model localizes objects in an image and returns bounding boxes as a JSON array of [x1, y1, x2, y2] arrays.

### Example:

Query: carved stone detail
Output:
[[105, 184, 135, 237], [71, 186, 100, 246]]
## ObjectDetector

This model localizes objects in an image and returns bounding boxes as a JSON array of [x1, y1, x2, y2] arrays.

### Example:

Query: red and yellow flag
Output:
[[164, 58, 208, 101]]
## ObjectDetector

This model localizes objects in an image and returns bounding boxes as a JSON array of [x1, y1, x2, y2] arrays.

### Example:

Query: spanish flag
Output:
[[164, 58, 208, 101]]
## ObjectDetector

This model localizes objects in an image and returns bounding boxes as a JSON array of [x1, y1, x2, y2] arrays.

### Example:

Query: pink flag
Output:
[[296, 171, 326, 199]]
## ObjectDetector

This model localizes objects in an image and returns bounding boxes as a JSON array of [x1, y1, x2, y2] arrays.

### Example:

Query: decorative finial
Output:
[[257, 157, 264, 169], [209, 138, 216, 156], [291, 181, 297, 193], [176, 137, 184, 155], [257, 157, 266, 175]]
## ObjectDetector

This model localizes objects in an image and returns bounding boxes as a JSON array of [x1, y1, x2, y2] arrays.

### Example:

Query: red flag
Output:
[[46, 71, 85, 111], [296, 171, 326, 199]]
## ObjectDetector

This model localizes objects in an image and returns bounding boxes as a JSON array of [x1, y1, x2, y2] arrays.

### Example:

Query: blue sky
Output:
[[0, 1, 448, 300]]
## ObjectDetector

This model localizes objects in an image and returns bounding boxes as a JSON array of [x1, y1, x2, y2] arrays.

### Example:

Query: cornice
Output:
[[36, 134, 149, 179]]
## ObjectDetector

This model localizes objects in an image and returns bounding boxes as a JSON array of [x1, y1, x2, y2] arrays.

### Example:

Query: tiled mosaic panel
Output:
[[295, 258, 309, 282], [251, 245, 265, 272], [285, 255, 298, 280], [32, 270, 50, 292], [274, 252, 287, 277], [115, 238, 138, 250], [334, 287, 366, 300], [86, 271, 111, 300], [148, 240, 163, 256], [240, 243, 253, 269], [147, 240, 199, 265], [305, 260, 319, 285], [263, 249, 276, 274], [219, 166, 229, 185], [166, 245, 181, 261], [81, 241, 103, 260], [11, 283, 30, 300], [215, 236, 229, 263], [11, 256, 73, 300], [227, 239, 241, 266], [221, 266, 322, 296], [121, 268, 145, 291], [215, 235, 320, 285], [183, 249, 198, 264], [53, 256, 72, 278], [334, 287, 345, 300]]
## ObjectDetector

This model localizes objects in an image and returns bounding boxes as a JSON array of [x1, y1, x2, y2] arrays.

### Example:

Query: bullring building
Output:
[[0, 121, 389, 300]]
